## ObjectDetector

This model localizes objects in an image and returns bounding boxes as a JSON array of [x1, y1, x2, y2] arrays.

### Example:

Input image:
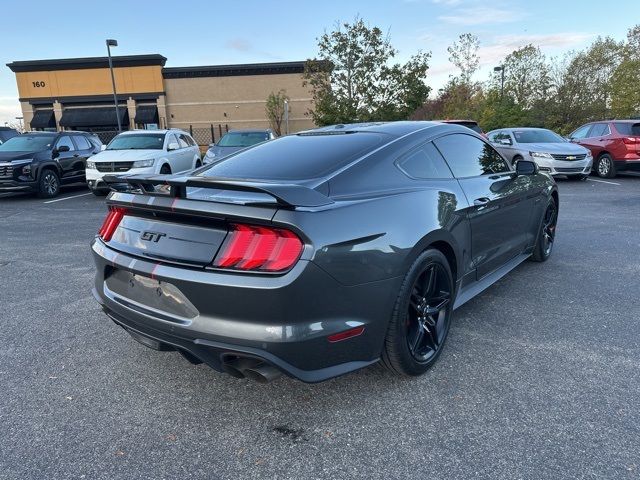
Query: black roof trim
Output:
[[162, 61, 306, 79], [7, 54, 167, 72], [22, 93, 164, 104]]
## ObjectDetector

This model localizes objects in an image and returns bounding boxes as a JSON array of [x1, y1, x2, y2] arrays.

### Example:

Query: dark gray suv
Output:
[[91, 122, 557, 383]]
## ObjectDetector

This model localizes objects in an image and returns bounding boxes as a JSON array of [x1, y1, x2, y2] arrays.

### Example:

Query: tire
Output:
[[512, 155, 523, 167], [381, 249, 454, 376], [37, 169, 60, 198], [531, 197, 557, 262], [595, 154, 616, 178], [160, 164, 172, 175]]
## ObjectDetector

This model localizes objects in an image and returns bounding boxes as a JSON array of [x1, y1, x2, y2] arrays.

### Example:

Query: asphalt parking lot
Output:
[[1, 176, 639, 480]]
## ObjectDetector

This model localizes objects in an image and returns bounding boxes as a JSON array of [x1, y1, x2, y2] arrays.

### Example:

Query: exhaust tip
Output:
[[243, 364, 282, 383]]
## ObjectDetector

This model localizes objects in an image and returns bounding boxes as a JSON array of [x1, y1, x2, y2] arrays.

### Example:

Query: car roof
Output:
[[226, 129, 273, 133], [301, 121, 444, 138], [438, 119, 479, 124], [116, 129, 184, 135]]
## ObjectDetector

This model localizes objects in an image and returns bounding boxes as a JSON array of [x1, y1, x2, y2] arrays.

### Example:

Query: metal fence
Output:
[[85, 124, 230, 148], [189, 124, 229, 146]]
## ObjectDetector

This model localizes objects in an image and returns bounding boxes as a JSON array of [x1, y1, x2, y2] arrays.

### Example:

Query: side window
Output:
[[178, 134, 190, 148], [396, 142, 453, 179], [56, 135, 76, 151], [433, 134, 510, 178], [185, 135, 196, 147], [589, 123, 607, 137], [74, 135, 92, 150], [601, 123, 611, 136], [570, 125, 592, 140]]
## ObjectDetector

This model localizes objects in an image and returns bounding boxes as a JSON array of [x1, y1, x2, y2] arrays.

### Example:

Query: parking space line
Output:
[[587, 178, 620, 186], [43, 192, 93, 204]]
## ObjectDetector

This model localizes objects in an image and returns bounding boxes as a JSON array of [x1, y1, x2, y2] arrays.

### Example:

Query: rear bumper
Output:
[[615, 158, 640, 171], [91, 239, 399, 382]]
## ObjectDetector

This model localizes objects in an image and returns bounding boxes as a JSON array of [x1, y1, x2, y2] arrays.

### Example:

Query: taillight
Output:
[[98, 207, 126, 241], [213, 224, 303, 272], [622, 137, 639, 145]]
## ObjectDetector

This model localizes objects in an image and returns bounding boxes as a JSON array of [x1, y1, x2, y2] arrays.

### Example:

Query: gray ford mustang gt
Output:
[[91, 121, 558, 383]]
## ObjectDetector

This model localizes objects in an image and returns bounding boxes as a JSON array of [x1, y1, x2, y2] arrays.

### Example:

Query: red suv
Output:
[[568, 120, 640, 178]]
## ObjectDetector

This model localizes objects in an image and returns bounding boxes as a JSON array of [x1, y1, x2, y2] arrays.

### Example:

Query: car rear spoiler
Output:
[[102, 174, 334, 208]]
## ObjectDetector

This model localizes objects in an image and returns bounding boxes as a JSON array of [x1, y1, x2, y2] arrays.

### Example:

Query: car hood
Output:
[[523, 142, 589, 154], [0, 151, 43, 162], [92, 149, 159, 162]]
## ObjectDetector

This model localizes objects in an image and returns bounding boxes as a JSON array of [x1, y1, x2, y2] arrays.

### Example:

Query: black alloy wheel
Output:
[[38, 170, 60, 198], [531, 197, 557, 262], [382, 249, 454, 376], [406, 262, 452, 362]]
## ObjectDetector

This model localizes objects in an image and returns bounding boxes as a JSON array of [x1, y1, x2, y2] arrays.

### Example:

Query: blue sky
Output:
[[0, 0, 636, 126]]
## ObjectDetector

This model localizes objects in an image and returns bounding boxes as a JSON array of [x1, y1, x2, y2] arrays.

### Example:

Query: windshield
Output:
[[217, 132, 270, 148], [107, 133, 165, 150], [614, 122, 640, 136], [512, 129, 564, 143], [0, 134, 56, 152]]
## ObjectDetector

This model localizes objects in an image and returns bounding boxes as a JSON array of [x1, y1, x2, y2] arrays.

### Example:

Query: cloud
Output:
[[225, 38, 251, 52], [477, 32, 595, 65], [0, 96, 21, 127], [439, 6, 526, 25]]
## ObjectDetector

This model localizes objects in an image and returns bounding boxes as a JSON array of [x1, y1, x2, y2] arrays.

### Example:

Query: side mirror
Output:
[[515, 159, 538, 176], [101, 145, 107, 151], [499, 138, 512, 146], [167, 142, 179, 151], [208, 143, 215, 148], [57, 145, 70, 153]]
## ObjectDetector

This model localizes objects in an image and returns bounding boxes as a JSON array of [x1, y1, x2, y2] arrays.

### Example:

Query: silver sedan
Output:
[[487, 127, 593, 180]]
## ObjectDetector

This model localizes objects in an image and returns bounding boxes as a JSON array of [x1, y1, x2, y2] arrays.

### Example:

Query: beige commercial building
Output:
[[7, 54, 315, 143]]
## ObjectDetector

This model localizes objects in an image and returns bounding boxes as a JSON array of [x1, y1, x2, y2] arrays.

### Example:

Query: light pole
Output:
[[106, 39, 122, 132], [493, 65, 505, 100], [283, 99, 289, 135], [15, 116, 23, 132]]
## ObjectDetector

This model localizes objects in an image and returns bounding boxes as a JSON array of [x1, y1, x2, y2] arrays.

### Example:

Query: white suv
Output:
[[86, 129, 201, 195]]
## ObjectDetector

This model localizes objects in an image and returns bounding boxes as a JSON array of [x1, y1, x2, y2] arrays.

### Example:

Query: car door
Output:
[[433, 133, 536, 279], [569, 124, 593, 151], [579, 123, 609, 159], [70, 135, 95, 178], [177, 134, 195, 170], [165, 133, 182, 171], [53, 135, 80, 180]]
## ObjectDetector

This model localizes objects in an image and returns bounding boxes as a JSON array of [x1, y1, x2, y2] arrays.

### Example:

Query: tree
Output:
[[494, 44, 551, 110], [304, 18, 431, 125], [447, 33, 480, 83], [265, 90, 289, 136], [611, 26, 640, 118]]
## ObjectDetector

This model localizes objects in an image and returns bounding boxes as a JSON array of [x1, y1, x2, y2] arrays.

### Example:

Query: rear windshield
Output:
[[198, 132, 388, 181], [217, 131, 270, 148], [614, 122, 640, 136], [512, 129, 564, 143]]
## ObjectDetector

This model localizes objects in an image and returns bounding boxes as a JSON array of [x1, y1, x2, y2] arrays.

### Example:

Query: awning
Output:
[[134, 105, 159, 125], [30, 110, 56, 129], [59, 107, 127, 128]]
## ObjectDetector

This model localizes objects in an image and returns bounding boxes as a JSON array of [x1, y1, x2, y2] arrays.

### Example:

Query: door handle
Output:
[[474, 197, 491, 206], [73, 154, 79, 157]]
